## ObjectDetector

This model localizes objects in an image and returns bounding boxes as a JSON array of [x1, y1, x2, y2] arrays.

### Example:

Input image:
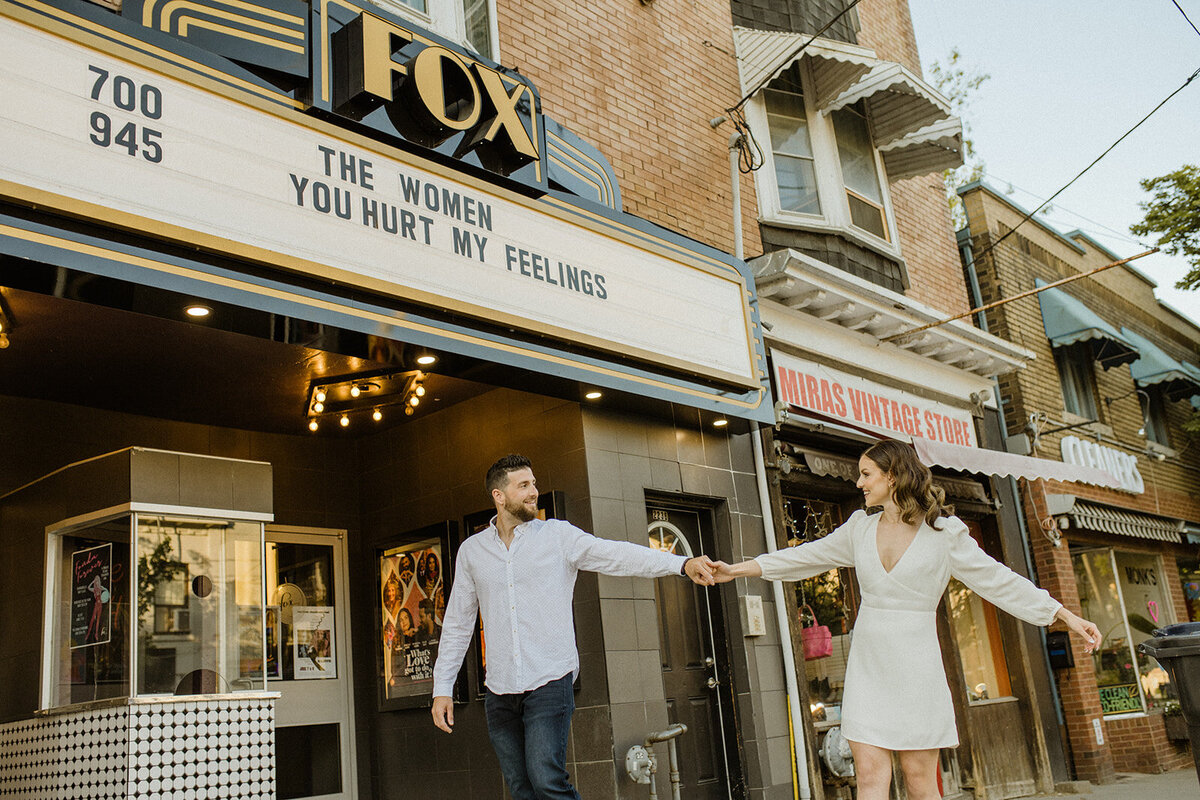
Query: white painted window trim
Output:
[[748, 59, 902, 258], [372, 0, 499, 61]]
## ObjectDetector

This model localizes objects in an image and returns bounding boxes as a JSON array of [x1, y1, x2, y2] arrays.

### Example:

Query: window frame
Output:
[[372, 0, 499, 61], [1139, 386, 1171, 447], [1053, 342, 1100, 421], [748, 60, 901, 255]]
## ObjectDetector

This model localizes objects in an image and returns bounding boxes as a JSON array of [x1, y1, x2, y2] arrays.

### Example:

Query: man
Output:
[[431, 454, 717, 800]]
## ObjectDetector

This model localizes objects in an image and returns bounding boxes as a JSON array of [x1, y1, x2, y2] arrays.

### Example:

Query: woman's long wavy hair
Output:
[[861, 440, 954, 529]]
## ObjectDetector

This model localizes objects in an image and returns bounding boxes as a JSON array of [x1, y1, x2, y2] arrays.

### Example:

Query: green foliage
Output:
[[929, 49, 989, 229], [1130, 164, 1200, 290]]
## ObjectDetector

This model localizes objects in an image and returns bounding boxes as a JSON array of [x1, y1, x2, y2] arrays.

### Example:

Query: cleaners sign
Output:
[[772, 351, 977, 447]]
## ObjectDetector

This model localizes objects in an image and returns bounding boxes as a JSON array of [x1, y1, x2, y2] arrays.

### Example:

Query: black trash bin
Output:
[[1138, 621, 1200, 784]]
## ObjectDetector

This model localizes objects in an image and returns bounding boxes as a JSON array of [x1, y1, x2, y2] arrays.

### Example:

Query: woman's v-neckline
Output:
[[873, 515, 923, 575]]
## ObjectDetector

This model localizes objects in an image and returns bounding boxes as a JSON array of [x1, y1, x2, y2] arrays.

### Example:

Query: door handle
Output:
[[703, 656, 714, 668], [706, 677, 718, 689]]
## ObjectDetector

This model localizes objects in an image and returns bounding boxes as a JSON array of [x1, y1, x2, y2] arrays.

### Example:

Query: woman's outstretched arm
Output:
[[712, 559, 762, 582]]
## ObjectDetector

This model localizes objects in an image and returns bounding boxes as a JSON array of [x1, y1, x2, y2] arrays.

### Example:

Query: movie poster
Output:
[[380, 537, 444, 700], [293, 606, 336, 679], [70, 543, 112, 649]]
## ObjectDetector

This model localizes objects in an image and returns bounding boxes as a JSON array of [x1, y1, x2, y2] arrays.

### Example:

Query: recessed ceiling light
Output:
[[416, 353, 438, 365], [584, 391, 602, 400], [713, 418, 729, 428], [185, 305, 211, 318]]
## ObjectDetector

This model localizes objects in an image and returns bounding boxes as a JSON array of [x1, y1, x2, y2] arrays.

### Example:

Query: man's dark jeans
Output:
[[485, 673, 580, 800]]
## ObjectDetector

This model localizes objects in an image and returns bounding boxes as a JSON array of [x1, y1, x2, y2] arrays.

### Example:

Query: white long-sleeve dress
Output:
[[755, 510, 1061, 750]]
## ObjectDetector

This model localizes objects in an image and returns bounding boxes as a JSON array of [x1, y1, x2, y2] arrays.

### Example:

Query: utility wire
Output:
[[961, 64, 1200, 273], [1173, 0, 1200, 38], [984, 172, 1150, 246]]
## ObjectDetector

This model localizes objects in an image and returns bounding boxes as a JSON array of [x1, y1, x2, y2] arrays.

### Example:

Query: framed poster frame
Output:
[[376, 520, 459, 711]]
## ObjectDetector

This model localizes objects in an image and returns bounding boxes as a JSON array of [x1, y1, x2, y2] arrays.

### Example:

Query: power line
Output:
[[984, 172, 1150, 246], [1173, 0, 1200, 38], [962, 64, 1200, 271]]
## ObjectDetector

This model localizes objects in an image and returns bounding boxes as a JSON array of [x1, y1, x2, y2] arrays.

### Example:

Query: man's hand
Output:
[[432, 695, 454, 733], [711, 559, 762, 583], [684, 556, 718, 586]]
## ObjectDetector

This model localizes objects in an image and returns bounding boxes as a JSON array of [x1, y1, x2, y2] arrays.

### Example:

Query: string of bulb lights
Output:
[[305, 369, 429, 432]]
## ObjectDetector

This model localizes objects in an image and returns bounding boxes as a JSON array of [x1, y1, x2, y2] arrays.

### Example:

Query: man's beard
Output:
[[505, 495, 538, 522]]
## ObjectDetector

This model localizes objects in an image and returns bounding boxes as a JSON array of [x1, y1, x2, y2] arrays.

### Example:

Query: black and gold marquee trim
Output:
[[123, 0, 309, 77]]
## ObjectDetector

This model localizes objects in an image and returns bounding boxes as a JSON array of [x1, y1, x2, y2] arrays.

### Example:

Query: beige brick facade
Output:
[[965, 184, 1200, 778], [498, 0, 761, 261]]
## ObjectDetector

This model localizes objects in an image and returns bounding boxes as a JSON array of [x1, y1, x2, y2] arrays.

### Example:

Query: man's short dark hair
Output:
[[486, 454, 532, 493]]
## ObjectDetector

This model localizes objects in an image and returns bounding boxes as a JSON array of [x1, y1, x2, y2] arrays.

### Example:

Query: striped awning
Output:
[[1065, 501, 1183, 543], [1120, 327, 1200, 401], [1036, 279, 1139, 369], [732, 27, 957, 150], [878, 117, 964, 181]]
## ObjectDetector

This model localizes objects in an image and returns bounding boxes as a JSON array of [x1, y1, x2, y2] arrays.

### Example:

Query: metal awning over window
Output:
[[732, 27, 957, 150], [878, 117, 963, 181], [1036, 279, 1139, 369], [1120, 327, 1200, 401], [732, 27, 876, 106], [823, 62, 952, 147], [912, 438, 1122, 489], [1048, 495, 1184, 542]]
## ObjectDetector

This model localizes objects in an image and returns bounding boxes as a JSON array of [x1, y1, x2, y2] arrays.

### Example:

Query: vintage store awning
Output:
[[912, 438, 1122, 489], [1036, 279, 1140, 369], [1047, 494, 1184, 543], [732, 28, 960, 166], [1120, 327, 1200, 401]]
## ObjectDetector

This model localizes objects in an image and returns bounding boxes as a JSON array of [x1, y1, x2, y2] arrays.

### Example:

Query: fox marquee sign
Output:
[[0, 1, 769, 405]]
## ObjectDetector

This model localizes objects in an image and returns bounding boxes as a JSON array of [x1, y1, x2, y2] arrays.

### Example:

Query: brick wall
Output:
[[1106, 715, 1192, 773], [498, 0, 761, 260]]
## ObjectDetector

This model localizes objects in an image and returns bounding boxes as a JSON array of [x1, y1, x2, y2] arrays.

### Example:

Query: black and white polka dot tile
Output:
[[0, 697, 275, 798]]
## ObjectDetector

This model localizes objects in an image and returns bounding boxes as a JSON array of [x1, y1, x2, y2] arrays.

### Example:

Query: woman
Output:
[[713, 439, 1101, 800]]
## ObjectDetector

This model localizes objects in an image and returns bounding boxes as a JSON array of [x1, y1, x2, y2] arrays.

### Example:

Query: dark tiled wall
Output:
[[353, 388, 592, 800], [732, 0, 859, 42]]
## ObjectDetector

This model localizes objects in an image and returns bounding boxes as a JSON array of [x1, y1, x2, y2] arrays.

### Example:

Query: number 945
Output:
[[89, 112, 162, 163]]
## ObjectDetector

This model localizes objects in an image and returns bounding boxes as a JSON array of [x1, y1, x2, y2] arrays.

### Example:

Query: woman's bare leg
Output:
[[847, 740, 893, 800], [897, 748, 941, 800]]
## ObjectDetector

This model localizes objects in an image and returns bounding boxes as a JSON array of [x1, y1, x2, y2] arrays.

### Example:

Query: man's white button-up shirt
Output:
[[432, 517, 687, 697]]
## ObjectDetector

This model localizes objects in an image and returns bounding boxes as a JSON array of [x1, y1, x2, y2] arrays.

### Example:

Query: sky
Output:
[[907, 1, 1200, 327]]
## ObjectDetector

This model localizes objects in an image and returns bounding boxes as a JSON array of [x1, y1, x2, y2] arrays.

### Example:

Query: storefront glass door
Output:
[[266, 526, 356, 800]]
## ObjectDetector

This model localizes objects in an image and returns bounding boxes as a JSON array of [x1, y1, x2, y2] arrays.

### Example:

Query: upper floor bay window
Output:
[[754, 63, 896, 248], [376, 0, 497, 59]]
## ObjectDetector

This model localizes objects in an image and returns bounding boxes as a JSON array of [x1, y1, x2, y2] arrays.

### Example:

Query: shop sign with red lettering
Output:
[[772, 351, 977, 447]]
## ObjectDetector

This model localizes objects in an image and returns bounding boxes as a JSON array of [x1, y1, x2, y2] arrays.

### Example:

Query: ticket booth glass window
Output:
[[46, 517, 133, 707], [1073, 548, 1174, 715], [136, 515, 265, 695]]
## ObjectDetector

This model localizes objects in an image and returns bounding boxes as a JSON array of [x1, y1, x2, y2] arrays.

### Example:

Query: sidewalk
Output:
[[1047, 768, 1198, 799]]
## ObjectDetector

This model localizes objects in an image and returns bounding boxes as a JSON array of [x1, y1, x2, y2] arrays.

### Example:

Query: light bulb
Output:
[[315, 389, 326, 403], [415, 384, 426, 397], [373, 409, 382, 422], [308, 420, 318, 432], [350, 385, 361, 398], [340, 414, 350, 427], [404, 405, 414, 416], [313, 401, 324, 413], [409, 395, 420, 407]]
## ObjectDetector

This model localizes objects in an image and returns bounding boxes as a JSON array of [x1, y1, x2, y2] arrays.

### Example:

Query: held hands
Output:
[[1055, 607, 1103, 655], [684, 556, 719, 586]]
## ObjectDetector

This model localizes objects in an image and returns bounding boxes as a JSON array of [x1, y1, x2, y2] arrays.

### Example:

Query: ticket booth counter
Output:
[[0, 447, 277, 798]]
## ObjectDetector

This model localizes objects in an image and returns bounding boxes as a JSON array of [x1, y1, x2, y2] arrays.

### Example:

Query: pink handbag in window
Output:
[[800, 603, 833, 660]]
